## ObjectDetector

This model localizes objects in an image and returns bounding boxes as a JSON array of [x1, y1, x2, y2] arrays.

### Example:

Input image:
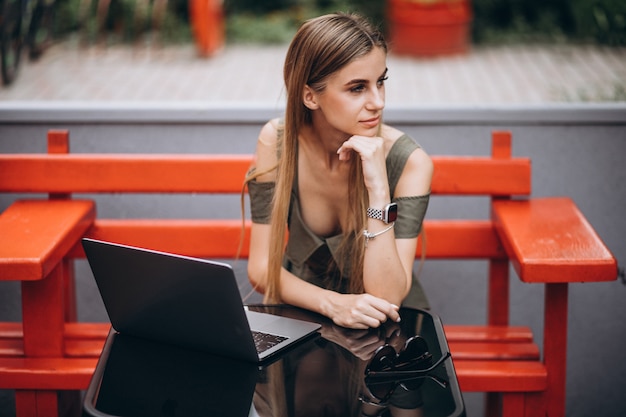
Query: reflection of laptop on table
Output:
[[82, 238, 321, 363], [85, 331, 260, 417]]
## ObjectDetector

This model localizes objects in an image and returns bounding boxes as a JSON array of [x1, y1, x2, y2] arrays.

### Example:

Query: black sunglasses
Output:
[[363, 335, 451, 402]]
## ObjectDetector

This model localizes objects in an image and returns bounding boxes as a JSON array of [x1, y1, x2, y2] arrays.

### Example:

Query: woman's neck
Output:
[[299, 124, 350, 171]]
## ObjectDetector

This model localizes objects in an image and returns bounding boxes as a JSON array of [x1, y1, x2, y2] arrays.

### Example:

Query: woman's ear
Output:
[[302, 85, 319, 110]]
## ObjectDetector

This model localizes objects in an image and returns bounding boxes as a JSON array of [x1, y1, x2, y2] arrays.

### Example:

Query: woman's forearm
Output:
[[361, 227, 410, 305], [279, 267, 337, 315], [279, 267, 401, 329]]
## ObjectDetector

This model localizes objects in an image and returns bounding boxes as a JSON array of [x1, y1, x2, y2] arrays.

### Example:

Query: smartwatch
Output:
[[367, 202, 398, 224]]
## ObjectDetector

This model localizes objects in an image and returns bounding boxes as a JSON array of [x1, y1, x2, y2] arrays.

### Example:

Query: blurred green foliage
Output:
[[223, 0, 385, 44], [51, 0, 625, 46], [53, 0, 193, 44], [570, 0, 626, 45], [472, 0, 626, 45]]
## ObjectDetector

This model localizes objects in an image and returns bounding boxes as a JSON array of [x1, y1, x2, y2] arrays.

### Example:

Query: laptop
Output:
[[81, 238, 321, 363]]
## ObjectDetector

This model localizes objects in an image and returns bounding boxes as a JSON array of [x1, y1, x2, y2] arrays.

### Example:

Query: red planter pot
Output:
[[189, 0, 224, 57], [387, 0, 472, 56]]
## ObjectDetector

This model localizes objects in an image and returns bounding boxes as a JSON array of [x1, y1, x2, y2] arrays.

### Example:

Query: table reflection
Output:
[[83, 306, 464, 417]]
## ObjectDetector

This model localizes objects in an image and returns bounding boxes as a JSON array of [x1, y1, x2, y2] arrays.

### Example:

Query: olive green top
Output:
[[247, 134, 430, 309]]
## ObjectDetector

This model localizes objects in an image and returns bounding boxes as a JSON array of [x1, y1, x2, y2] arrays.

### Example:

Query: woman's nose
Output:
[[367, 87, 385, 110]]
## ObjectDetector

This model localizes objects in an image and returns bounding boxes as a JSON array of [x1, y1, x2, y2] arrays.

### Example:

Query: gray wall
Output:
[[1, 104, 625, 417]]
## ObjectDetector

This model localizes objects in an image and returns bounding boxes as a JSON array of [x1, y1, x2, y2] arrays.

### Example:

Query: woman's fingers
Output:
[[337, 136, 389, 195], [332, 293, 400, 329], [337, 135, 381, 162]]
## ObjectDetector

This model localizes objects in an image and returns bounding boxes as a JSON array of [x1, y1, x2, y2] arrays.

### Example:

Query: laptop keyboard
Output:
[[252, 331, 288, 353]]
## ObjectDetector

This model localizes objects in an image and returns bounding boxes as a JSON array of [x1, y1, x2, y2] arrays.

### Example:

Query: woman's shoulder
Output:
[[382, 125, 432, 195], [381, 124, 420, 151], [254, 118, 283, 181], [381, 124, 421, 156], [258, 118, 283, 146], [380, 124, 405, 142]]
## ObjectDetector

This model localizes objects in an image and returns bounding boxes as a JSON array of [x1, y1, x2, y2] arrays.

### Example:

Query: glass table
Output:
[[83, 306, 465, 417]]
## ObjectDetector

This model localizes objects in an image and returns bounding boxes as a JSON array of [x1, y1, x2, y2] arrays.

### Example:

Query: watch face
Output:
[[386, 203, 398, 223]]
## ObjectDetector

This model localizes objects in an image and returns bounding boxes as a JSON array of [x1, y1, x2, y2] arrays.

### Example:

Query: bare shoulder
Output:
[[258, 118, 282, 147], [381, 123, 430, 161], [408, 145, 433, 169], [380, 124, 405, 142], [254, 118, 281, 181]]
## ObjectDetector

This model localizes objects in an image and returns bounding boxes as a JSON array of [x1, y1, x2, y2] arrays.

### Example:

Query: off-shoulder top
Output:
[[247, 134, 430, 309]]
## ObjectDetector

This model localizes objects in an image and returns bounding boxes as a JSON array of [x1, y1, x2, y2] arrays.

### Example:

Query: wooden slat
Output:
[[0, 322, 24, 356], [0, 357, 97, 390], [431, 157, 531, 195], [65, 339, 106, 358], [0, 323, 109, 357], [455, 360, 547, 392], [493, 197, 618, 283], [444, 325, 534, 343], [0, 322, 22, 338], [0, 322, 110, 340], [0, 154, 253, 193], [64, 322, 111, 339], [78, 219, 252, 259], [0, 154, 531, 196], [419, 220, 506, 259], [0, 339, 106, 358], [0, 339, 23, 357], [449, 342, 540, 361], [62, 219, 506, 260], [0, 200, 95, 281]]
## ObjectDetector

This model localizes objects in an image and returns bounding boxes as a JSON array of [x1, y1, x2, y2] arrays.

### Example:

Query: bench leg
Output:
[[62, 258, 78, 322], [488, 259, 510, 325], [502, 393, 524, 417], [15, 390, 57, 417], [18, 265, 66, 416], [544, 283, 568, 417], [21, 263, 65, 357], [501, 392, 546, 417], [15, 390, 81, 417], [524, 392, 547, 417]]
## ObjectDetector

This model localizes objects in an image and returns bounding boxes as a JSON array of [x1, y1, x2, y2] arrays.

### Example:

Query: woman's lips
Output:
[[360, 117, 380, 128]]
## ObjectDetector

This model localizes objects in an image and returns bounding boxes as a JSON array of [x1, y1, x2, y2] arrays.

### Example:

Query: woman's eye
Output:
[[350, 84, 366, 93], [377, 76, 389, 87]]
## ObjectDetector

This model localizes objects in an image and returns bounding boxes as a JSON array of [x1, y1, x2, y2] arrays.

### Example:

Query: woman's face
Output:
[[307, 47, 387, 138]]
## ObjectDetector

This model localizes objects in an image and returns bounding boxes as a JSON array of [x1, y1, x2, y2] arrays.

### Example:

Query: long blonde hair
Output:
[[247, 13, 388, 303]]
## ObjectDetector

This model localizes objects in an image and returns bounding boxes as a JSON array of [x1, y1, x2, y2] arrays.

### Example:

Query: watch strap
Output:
[[366, 207, 383, 221]]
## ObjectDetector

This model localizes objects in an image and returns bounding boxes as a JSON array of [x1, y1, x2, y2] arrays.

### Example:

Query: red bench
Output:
[[0, 130, 617, 417]]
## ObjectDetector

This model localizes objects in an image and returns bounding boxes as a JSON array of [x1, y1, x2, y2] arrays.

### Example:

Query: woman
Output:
[[245, 13, 433, 330]]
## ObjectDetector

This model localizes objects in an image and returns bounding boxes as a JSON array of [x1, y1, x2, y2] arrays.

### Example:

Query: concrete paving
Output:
[[0, 38, 625, 104]]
